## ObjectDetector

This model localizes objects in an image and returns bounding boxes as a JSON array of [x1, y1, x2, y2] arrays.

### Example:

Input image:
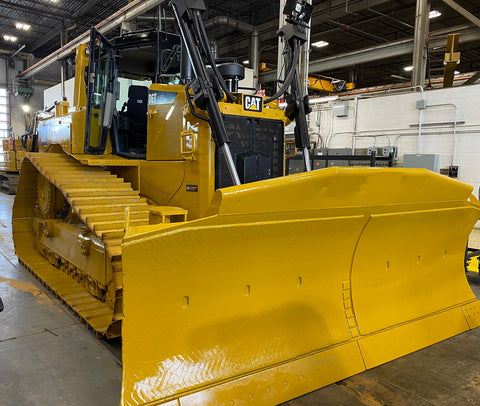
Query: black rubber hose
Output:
[[264, 38, 301, 104], [185, 81, 210, 123]]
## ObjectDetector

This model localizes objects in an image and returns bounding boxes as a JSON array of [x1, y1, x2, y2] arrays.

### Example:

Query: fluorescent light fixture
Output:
[[403, 66, 414, 72], [15, 23, 31, 30], [243, 60, 249, 65], [21, 104, 30, 113], [429, 10, 441, 19], [309, 95, 339, 104], [279, 95, 338, 108], [312, 40, 329, 48], [3, 35, 17, 42]]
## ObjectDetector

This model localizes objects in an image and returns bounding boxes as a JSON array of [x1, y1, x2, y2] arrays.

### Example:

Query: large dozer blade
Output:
[[121, 167, 480, 406]]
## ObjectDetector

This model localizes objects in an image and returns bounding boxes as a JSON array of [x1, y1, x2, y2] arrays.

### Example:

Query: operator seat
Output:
[[126, 85, 148, 147]]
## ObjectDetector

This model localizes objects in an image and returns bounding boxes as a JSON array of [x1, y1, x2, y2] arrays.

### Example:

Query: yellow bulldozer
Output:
[[0, 135, 30, 194], [11, 0, 480, 404], [0, 111, 42, 194]]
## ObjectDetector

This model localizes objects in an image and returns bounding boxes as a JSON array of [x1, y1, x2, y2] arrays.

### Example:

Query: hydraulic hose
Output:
[[185, 81, 210, 123], [264, 38, 301, 104]]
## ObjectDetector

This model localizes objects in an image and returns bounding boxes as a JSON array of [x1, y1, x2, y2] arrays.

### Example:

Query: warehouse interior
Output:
[[1, 0, 480, 405]]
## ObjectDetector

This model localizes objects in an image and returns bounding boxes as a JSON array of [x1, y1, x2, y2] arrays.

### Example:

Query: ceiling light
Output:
[[429, 10, 441, 19], [15, 23, 31, 30], [21, 105, 30, 113], [243, 60, 249, 65], [312, 40, 329, 48], [279, 95, 338, 108], [3, 35, 17, 42], [403, 66, 414, 72]]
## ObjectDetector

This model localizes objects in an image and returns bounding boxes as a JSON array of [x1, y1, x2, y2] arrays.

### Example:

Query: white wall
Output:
[[309, 84, 480, 197], [43, 77, 75, 108]]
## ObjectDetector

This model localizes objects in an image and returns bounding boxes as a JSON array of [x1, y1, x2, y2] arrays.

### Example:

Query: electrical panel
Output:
[[403, 154, 439, 172], [332, 101, 349, 117]]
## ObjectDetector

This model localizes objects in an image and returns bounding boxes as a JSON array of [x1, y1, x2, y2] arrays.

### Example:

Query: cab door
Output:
[[84, 28, 116, 154]]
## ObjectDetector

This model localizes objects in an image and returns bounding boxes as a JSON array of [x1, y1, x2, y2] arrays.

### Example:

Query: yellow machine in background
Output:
[[0, 137, 29, 194], [10, 0, 480, 404], [0, 112, 41, 194]]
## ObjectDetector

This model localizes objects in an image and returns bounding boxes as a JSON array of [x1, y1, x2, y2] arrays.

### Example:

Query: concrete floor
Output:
[[1, 190, 480, 405], [0, 193, 121, 406]]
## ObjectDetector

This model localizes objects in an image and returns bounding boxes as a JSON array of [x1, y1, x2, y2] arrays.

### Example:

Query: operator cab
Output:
[[85, 28, 181, 159]]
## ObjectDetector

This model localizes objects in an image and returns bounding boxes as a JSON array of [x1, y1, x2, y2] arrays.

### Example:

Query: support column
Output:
[[412, 0, 431, 87]]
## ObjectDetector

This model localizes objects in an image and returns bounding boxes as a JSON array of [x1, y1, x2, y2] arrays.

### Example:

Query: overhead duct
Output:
[[205, 16, 259, 89], [19, 0, 164, 79]]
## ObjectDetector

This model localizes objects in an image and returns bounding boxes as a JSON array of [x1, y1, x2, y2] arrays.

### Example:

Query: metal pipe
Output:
[[415, 86, 426, 154], [9, 45, 26, 60], [418, 108, 424, 153], [352, 135, 392, 152], [422, 103, 459, 166], [204, 16, 257, 35], [328, 119, 464, 149], [387, 85, 424, 98], [353, 95, 359, 131], [19, 0, 164, 79], [329, 116, 461, 168], [411, 0, 430, 87], [137, 15, 175, 22], [204, 16, 260, 89], [367, 6, 415, 29]]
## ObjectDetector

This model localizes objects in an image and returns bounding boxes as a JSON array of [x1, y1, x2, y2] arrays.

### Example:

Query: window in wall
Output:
[[0, 89, 8, 139]]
